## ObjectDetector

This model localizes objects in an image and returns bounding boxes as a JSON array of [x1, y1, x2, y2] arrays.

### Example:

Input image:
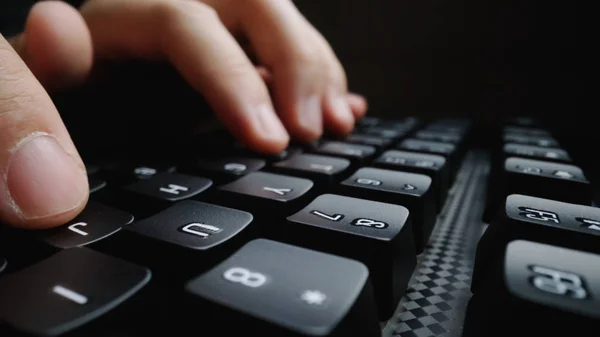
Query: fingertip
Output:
[[323, 89, 355, 137], [2, 135, 89, 230], [10, 197, 88, 230], [222, 103, 290, 155], [23, 0, 93, 89], [347, 93, 368, 120]]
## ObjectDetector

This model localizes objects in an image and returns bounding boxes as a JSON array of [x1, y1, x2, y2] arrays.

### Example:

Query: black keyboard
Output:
[[1, 116, 598, 337]]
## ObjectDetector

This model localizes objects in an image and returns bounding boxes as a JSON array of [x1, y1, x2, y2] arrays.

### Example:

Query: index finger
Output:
[[0, 33, 88, 229]]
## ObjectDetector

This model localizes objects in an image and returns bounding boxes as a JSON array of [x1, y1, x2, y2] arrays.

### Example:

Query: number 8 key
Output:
[[184, 239, 381, 337]]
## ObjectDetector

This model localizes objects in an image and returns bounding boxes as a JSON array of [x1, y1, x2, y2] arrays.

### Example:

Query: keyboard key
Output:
[[38, 201, 134, 250], [424, 123, 467, 135], [360, 127, 406, 139], [505, 116, 540, 127], [339, 167, 435, 252], [235, 143, 304, 163], [473, 194, 600, 293], [397, 138, 460, 178], [356, 116, 381, 128], [503, 126, 551, 137], [503, 143, 571, 163], [314, 141, 376, 162], [415, 130, 462, 144], [483, 157, 592, 222], [398, 138, 456, 157], [185, 239, 381, 337], [118, 200, 253, 280], [119, 172, 212, 216], [508, 157, 589, 201], [124, 172, 212, 202], [463, 240, 599, 337], [102, 163, 177, 184], [0, 202, 134, 269], [344, 134, 393, 149], [286, 194, 417, 319], [217, 172, 314, 215], [503, 133, 558, 147], [0, 248, 151, 336], [271, 154, 350, 185], [183, 157, 266, 183], [374, 150, 449, 211], [88, 176, 107, 193]]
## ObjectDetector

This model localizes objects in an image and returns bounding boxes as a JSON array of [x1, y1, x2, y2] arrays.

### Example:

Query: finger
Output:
[[347, 93, 368, 120], [235, 0, 336, 141], [0, 34, 89, 229], [8, 1, 93, 91], [258, 66, 364, 120], [79, 0, 289, 154]]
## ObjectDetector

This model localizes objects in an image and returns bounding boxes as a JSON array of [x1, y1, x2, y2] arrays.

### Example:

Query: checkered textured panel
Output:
[[383, 151, 489, 337]]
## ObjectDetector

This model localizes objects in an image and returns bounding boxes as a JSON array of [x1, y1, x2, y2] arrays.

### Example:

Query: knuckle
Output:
[[285, 45, 323, 71], [0, 51, 33, 117], [155, 0, 219, 25]]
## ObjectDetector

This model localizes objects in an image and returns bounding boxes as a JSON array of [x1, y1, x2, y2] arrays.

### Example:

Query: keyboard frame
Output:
[[382, 150, 488, 337]]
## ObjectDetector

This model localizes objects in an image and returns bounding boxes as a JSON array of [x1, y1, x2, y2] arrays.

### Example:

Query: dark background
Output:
[[1, 0, 589, 178]]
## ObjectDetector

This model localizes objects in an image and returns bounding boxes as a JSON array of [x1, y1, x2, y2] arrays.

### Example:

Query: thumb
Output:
[[0, 32, 89, 229]]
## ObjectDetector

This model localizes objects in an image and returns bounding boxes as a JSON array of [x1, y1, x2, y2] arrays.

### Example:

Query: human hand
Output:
[[0, 0, 367, 229]]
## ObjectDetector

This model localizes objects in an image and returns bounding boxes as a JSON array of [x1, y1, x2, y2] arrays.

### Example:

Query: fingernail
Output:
[[6, 135, 88, 220], [300, 95, 323, 136], [256, 103, 289, 141]]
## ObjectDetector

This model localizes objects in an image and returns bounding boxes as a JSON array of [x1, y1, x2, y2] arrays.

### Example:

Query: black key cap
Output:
[[484, 157, 592, 222], [344, 134, 393, 149], [463, 240, 599, 337], [314, 141, 376, 162], [339, 167, 435, 252], [415, 130, 462, 144], [504, 126, 551, 137], [361, 127, 406, 139], [183, 157, 266, 183], [217, 172, 314, 216], [286, 194, 417, 319], [473, 194, 600, 293], [0, 248, 151, 336], [0, 201, 134, 268], [503, 133, 558, 147], [503, 143, 571, 163], [424, 123, 467, 135], [184, 239, 381, 337], [356, 116, 381, 128], [124, 172, 212, 201], [102, 163, 177, 184], [509, 157, 589, 201], [271, 154, 350, 185], [263, 146, 303, 162], [233, 143, 303, 162], [38, 201, 134, 250], [88, 176, 107, 193], [374, 150, 449, 211], [397, 138, 460, 178], [119, 172, 212, 216], [505, 116, 540, 127], [116, 200, 253, 281], [398, 138, 456, 157]]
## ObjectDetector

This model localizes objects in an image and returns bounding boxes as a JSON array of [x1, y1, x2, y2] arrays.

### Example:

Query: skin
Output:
[[0, 0, 368, 229]]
